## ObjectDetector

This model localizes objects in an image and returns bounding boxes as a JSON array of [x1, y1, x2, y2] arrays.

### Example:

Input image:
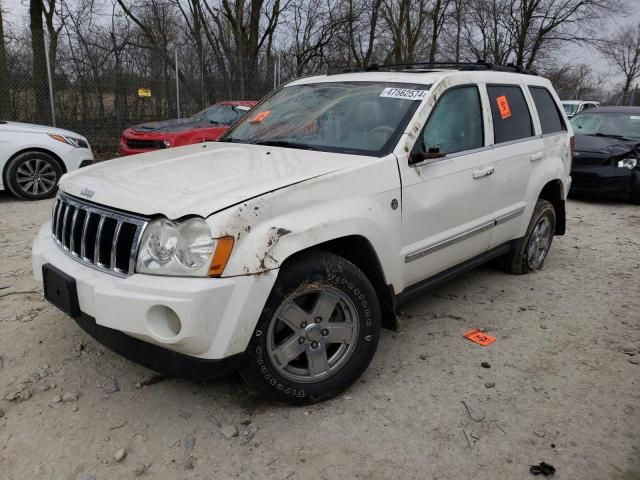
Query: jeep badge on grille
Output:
[[80, 187, 95, 199]]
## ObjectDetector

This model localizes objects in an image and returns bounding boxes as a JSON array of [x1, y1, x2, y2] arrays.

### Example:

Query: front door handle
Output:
[[530, 152, 545, 162], [473, 166, 494, 179]]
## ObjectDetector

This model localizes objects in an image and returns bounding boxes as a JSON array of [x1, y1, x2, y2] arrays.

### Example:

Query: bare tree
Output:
[[542, 63, 604, 99], [284, 0, 343, 76], [42, 0, 66, 73], [30, 0, 51, 123], [200, 0, 288, 98], [599, 25, 640, 95], [507, 0, 616, 69], [427, 0, 452, 61], [339, 0, 383, 67], [0, 0, 10, 118], [464, 0, 512, 64]]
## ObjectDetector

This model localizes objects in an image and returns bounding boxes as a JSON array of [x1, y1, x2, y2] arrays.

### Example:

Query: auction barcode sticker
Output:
[[380, 88, 428, 100]]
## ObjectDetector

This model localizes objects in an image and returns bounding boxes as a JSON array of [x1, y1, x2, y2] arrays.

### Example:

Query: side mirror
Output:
[[410, 145, 447, 164]]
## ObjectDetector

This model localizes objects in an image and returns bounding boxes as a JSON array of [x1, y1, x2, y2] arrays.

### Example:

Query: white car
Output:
[[32, 64, 573, 403], [0, 121, 94, 199], [561, 100, 600, 118]]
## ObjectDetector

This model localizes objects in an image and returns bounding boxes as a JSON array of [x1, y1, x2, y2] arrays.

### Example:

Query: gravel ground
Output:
[[0, 191, 639, 480]]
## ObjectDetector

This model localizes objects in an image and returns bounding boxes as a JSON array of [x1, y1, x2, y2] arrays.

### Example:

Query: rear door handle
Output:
[[530, 152, 545, 162], [473, 166, 494, 179]]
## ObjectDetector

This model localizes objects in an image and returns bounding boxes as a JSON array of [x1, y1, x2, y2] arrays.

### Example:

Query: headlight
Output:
[[618, 158, 637, 169], [48, 133, 90, 149], [136, 218, 234, 277]]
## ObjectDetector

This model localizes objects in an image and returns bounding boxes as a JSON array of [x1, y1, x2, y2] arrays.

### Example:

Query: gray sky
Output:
[[1, 0, 639, 89]]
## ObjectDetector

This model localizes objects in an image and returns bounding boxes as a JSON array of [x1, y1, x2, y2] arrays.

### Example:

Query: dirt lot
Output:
[[0, 192, 638, 480]]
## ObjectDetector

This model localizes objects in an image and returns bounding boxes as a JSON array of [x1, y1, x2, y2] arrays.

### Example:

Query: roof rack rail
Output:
[[329, 60, 538, 76]]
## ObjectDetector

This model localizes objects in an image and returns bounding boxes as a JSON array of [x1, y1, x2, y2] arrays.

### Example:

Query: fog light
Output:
[[147, 305, 182, 339]]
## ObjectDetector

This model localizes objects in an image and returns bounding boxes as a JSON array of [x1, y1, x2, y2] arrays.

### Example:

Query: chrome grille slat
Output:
[[80, 212, 92, 259], [110, 221, 123, 270], [69, 208, 80, 254], [50, 192, 148, 277], [128, 226, 144, 274], [94, 216, 106, 267], [61, 205, 73, 250], [56, 202, 66, 243], [52, 199, 61, 235]]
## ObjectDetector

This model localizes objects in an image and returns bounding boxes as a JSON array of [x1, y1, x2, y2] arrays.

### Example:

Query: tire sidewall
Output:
[[241, 251, 381, 403], [522, 201, 556, 272], [6, 152, 62, 200]]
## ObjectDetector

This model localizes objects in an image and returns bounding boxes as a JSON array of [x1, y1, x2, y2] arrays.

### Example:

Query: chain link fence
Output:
[[3, 43, 639, 156], [3, 45, 286, 155]]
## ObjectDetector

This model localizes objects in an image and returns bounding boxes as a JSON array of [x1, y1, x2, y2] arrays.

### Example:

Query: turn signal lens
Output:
[[208, 236, 235, 277]]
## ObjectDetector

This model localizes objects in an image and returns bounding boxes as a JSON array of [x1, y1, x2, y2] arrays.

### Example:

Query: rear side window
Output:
[[487, 85, 533, 144], [529, 87, 566, 134]]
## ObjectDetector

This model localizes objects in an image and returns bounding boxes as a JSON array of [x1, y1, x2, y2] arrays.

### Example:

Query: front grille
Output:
[[51, 192, 148, 277], [126, 138, 166, 150]]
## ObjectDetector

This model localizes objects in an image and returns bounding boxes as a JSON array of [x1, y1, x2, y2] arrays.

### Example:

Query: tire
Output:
[[240, 250, 381, 404], [504, 199, 556, 275], [5, 151, 62, 200], [628, 184, 640, 205]]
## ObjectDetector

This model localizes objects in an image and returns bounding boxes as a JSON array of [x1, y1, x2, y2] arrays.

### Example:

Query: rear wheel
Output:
[[6, 151, 62, 200], [240, 250, 381, 403], [504, 199, 556, 275], [628, 182, 640, 205]]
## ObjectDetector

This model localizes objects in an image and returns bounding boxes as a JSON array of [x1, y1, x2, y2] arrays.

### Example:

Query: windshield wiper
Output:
[[251, 140, 321, 151]]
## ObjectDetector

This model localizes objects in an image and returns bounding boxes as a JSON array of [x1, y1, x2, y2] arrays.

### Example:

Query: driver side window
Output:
[[422, 86, 484, 155]]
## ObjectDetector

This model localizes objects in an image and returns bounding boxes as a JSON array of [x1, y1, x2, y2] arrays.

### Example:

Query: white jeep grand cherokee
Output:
[[32, 64, 573, 403]]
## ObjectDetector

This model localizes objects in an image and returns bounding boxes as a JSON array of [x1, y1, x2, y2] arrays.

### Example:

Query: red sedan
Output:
[[119, 100, 257, 156]]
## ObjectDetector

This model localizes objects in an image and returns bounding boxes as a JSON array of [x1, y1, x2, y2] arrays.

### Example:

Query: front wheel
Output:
[[504, 199, 556, 275], [6, 151, 62, 200], [240, 250, 381, 403]]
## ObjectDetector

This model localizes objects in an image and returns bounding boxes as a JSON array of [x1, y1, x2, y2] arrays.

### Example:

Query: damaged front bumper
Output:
[[32, 222, 278, 376], [570, 164, 639, 200]]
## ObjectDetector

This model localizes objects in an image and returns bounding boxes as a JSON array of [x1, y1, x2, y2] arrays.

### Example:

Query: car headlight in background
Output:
[[617, 158, 637, 169], [48, 133, 90, 149], [136, 217, 234, 277]]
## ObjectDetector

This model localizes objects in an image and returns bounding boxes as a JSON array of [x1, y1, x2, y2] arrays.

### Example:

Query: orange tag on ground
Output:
[[464, 329, 496, 346], [250, 110, 271, 123], [496, 95, 512, 119]]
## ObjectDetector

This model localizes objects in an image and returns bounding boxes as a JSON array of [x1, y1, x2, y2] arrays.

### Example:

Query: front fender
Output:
[[207, 158, 404, 290]]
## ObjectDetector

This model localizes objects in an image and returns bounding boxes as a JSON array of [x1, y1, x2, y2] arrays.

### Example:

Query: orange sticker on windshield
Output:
[[496, 95, 512, 120], [250, 110, 271, 123]]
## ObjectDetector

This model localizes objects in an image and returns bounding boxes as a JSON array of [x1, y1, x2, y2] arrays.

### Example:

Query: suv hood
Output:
[[60, 142, 369, 219]]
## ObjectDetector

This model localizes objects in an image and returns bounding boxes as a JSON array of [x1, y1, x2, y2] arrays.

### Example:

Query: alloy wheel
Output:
[[15, 158, 58, 196], [266, 286, 359, 383]]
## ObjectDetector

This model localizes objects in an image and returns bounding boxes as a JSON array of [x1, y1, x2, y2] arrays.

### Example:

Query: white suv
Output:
[[32, 64, 573, 403]]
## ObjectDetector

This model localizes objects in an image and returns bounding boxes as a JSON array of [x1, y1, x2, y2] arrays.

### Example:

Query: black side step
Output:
[[395, 242, 513, 306]]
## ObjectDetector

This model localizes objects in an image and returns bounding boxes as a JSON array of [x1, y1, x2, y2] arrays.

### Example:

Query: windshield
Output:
[[194, 104, 252, 125], [571, 112, 640, 141], [221, 82, 430, 156], [562, 103, 578, 115]]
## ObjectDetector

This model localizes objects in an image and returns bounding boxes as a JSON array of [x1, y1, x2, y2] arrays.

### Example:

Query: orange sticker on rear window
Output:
[[463, 329, 496, 346], [496, 95, 512, 120], [250, 110, 271, 123]]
